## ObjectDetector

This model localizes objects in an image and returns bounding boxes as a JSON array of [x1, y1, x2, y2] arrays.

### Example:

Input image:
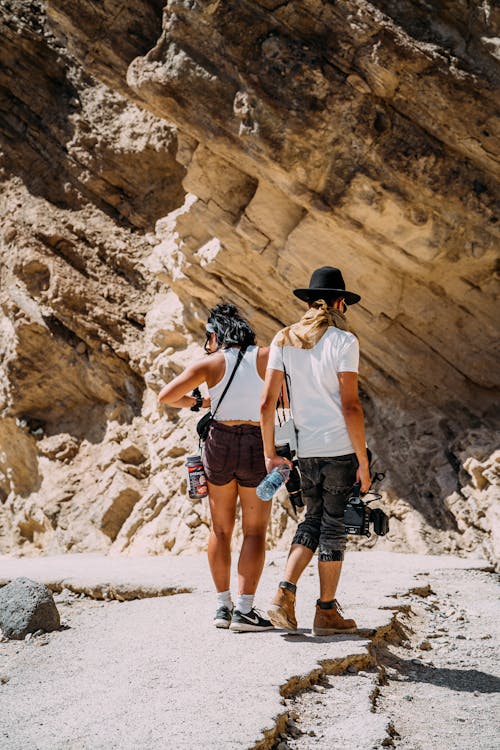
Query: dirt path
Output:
[[277, 566, 499, 750], [0, 553, 497, 749]]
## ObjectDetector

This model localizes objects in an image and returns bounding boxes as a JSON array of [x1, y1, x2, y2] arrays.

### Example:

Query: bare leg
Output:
[[318, 560, 342, 601], [207, 480, 238, 592], [237, 485, 272, 595], [282, 543, 315, 585]]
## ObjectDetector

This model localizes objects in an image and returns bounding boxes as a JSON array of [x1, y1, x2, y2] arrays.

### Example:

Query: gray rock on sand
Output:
[[0, 577, 60, 640]]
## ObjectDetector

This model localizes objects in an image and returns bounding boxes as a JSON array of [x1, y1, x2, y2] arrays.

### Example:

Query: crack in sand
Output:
[[46, 581, 192, 601], [252, 567, 499, 750], [249, 604, 412, 749]]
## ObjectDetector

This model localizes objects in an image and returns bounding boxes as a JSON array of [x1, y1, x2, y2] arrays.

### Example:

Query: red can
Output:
[[186, 455, 208, 499]]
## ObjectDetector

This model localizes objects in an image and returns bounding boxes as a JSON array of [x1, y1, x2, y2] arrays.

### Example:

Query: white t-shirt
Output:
[[268, 327, 359, 458]]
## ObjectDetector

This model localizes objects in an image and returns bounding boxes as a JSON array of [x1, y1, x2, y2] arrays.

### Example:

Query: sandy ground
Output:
[[0, 550, 497, 749], [279, 566, 500, 750]]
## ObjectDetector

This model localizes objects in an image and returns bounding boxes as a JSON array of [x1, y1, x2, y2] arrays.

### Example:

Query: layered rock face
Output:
[[0, 1, 498, 561]]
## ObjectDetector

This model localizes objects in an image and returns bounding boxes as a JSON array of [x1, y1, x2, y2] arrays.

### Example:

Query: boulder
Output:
[[0, 577, 60, 640]]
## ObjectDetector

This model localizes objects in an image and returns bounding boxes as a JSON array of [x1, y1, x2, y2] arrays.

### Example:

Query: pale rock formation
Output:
[[0, 1, 498, 563], [445, 432, 500, 565]]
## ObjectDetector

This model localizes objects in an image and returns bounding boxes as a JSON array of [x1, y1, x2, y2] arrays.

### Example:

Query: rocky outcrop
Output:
[[0, 1, 498, 562]]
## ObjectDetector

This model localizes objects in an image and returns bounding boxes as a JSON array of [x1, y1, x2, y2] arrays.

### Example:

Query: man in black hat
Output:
[[260, 266, 370, 634]]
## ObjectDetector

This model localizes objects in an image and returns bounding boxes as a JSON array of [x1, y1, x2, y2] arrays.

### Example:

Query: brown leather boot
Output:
[[267, 582, 297, 631], [312, 599, 357, 635]]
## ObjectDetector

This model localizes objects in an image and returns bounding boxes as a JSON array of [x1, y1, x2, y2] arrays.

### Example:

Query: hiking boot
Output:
[[229, 608, 274, 632], [312, 599, 357, 635], [214, 605, 233, 629], [267, 583, 297, 632]]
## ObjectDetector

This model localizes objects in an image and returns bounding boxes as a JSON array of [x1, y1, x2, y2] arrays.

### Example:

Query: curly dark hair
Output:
[[206, 303, 256, 348]]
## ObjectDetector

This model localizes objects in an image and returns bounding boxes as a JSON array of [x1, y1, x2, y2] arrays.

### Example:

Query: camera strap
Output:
[[276, 364, 293, 425], [275, 364, 299, 453]]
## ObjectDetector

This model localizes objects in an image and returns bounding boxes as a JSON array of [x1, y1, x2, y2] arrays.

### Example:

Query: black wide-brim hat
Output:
[[293, 266, 361, 305]]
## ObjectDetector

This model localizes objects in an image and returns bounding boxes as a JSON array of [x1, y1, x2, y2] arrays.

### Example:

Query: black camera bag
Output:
[[196, 411, 213, 441]]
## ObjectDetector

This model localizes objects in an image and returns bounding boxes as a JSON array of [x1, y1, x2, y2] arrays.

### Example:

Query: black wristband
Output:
[[190, 388, 203, 412]]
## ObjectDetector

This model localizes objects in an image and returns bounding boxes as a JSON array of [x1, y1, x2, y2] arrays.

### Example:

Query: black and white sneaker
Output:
[[229, 608, 274, 632], [214, 605, 234, 629]]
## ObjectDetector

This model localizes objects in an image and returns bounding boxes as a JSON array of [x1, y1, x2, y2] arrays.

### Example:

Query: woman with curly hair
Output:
[[158, 303, 273, 632]]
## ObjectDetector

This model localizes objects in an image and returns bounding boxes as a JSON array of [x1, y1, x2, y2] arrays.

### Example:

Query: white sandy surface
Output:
[[0, 550, 494, 749]]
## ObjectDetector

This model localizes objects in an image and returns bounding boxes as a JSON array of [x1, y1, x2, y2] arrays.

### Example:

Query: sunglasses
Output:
[[204, 331, 212, 353]]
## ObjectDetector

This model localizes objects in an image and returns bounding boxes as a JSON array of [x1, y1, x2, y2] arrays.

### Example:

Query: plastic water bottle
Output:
[[256, 464, 290, 501]]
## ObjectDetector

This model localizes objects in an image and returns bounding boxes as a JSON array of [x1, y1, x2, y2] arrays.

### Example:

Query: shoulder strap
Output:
[[211, 347, 247, 419], [276, 363, 292, 425], [283, 364, 292, 405]]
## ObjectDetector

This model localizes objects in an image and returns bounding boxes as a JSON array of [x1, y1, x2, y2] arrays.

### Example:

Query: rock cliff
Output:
[[0, 1, 498, 562]]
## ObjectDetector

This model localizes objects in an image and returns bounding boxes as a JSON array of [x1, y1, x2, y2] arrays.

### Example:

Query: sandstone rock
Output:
[[94, 468, 143, 541], [116, 441, 147, 466], [0, 1, 184, 228], [0, 577, 60, 640], [0, 0, 498, 565], [37, 434, 80, 463]]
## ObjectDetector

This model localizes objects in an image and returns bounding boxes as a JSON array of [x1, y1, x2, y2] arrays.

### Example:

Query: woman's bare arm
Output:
[[158, 360, 210, 409]]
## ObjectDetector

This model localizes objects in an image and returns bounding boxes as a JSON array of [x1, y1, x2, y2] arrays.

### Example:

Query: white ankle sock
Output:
[[236, 594, 254, 614], [216, 590, 232, 609]]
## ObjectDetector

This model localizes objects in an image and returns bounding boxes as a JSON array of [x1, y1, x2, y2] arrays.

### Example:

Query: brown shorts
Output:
[[202, 421, 267, 488]]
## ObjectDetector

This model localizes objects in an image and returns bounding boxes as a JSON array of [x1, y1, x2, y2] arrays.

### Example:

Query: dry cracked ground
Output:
[[0, 552, 498, 749], [279, 567, 499, 750]]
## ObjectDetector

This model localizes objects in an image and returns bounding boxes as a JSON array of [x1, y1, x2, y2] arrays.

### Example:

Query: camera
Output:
[[344, 482, 389, 537], [275, 443, 303, 512]]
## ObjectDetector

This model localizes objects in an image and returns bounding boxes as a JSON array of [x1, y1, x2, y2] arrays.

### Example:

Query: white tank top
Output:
[[209, 346, 263, 422]]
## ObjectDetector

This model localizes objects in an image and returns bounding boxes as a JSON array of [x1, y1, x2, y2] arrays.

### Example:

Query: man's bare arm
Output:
[[260, 368, 292, 473], [338, 371, 371, 492]]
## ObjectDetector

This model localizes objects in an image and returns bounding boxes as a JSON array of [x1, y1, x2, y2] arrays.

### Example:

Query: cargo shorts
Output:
[[292, 453, 358, 561]]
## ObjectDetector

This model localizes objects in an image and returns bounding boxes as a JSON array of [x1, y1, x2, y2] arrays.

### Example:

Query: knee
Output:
[[318, 548, 344, 562], [241, 528, 267, 544], [318, 519, 346, 554], [301, 514, 322, 534], [211, 526, 233, 544]]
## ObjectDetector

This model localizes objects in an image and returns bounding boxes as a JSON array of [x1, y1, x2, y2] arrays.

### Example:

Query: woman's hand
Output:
[[202, 397, 211, 409]]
